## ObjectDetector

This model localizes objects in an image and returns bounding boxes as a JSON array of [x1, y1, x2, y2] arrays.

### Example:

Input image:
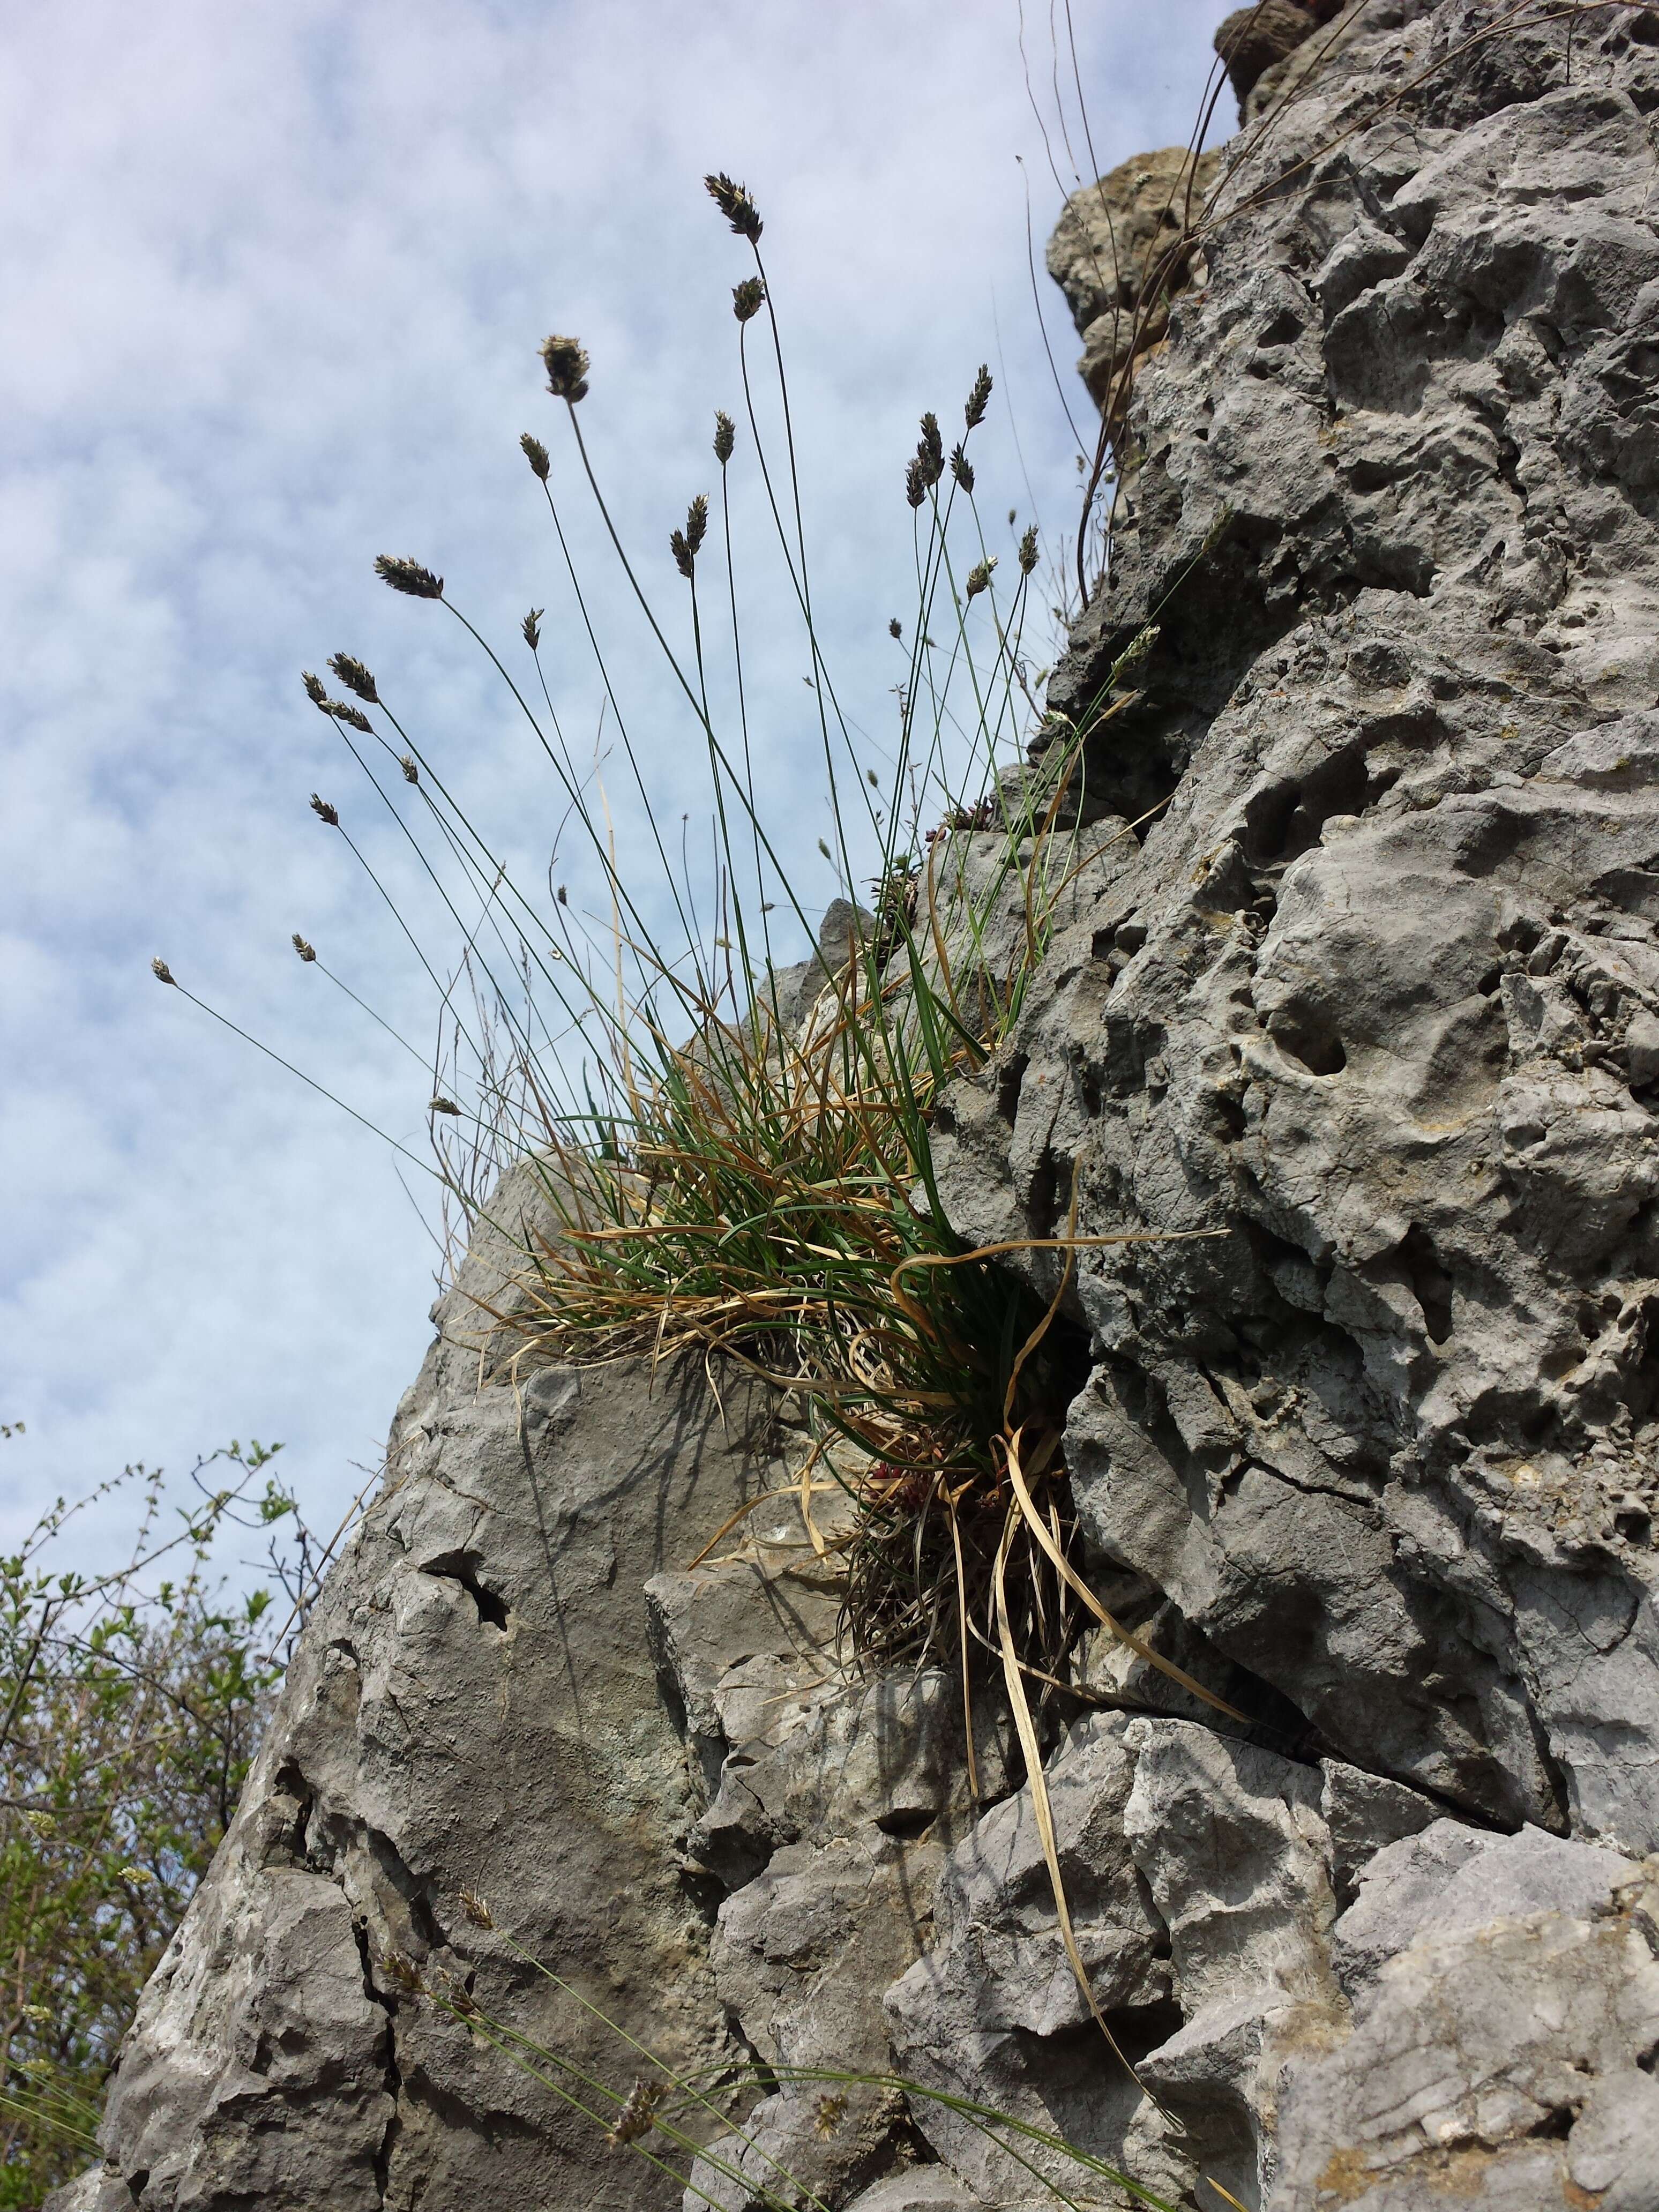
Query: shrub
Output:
[[0, 1443, 307, 2204]]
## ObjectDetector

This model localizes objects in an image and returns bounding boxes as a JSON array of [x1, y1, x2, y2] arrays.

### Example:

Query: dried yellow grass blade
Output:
[[888, 1227, 1227, 1332], [1003, 1428, 1248, 1725], [947, 1490, 981, 1804], [992, 1506, 1148, 2094]]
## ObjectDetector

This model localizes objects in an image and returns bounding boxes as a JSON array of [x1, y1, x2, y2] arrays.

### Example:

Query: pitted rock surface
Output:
[[959, 0, 1659, 1857]]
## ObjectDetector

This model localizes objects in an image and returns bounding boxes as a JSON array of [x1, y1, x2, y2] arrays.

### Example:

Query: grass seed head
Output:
[[323, 698, 374, 734], [400, 754, 419, 784], [732, 275, 765, 324], [919, 412, 944, 478], [302, 670, 327, 706], [375, 555, 444, 600], [905, 455, 928, 510], [671, 493, 709, 573], [522, 607, 543, 651], [519, 431, 551, 480], [540, 334, 590, 402], [292, 934, 317, 962], [430, 1096, 462, 1117], [328, 653, 379, 704], [309, 794, 340, 826], [556, 884, 567, 904], [965, 556, 997, 600], [964, 363, 992, 429], [713, 409, 736, 464], [458, 1887, 495, 1929], [1018, 524, 1040, 574], [950, 442, 974, 493], [888, 617, 902, 639], [606, 2079, 662, 2147], [813, 2093, 848, 2140], [704, 171, 763, 241], [151, 956, 176, 986], [380, 1951, 425, 1997]]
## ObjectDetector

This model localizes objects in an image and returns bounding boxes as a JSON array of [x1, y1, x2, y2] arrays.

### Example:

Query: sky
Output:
[[2, 0, 1237, 1574]]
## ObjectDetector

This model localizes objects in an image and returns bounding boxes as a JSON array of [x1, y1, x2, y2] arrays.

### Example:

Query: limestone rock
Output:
[[1047, 147, 1222, 420], [1276, 1902, 1659, 2207], [885, 1713, 1190, 2207], [1214, 1, 1349, 119], [942, 2, 1659, 1860], [884, 1712, 1447, 2209], [59, 1163, 791, 2212], [1331, 1818, 1637, 1996]]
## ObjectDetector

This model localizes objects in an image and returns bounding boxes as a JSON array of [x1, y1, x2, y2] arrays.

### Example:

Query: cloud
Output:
[[0, 0, 1236, 1564]]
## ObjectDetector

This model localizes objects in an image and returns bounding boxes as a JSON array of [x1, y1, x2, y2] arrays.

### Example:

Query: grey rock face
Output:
[[1276, 1903, 1659, 2208], [886, 1714, 1191, 2207], [886, 1712, 1445, 2209], [1047, 147, 1223, 420], [963, 0, 1659, 1859], [1331, 1818, 1637, 1995], [61, 1164, 792, 2212]]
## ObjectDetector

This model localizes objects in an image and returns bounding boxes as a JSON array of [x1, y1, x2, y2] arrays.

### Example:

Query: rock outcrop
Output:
[[1047, 147, 1222, 422], [1213, 0, 1349, 119], [50, 4, 1659, 2209]]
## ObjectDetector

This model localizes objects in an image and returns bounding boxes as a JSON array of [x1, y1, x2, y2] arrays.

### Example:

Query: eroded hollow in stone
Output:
[[420, 1549, 510, 1630]]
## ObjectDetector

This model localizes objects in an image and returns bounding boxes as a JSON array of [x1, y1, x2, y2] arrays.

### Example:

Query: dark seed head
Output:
[[522, 607, 543, 651], [323, 698, 373, 734], [671, 499, 709, 579], [919, 413, 943, 476], [429, 1096, 462, 1116], [704, 171, 763, 242], [732, 276, 765, 324], [380, 1952, 424, 1996], [905, 455, 928, 510], [520, 431, 551, 480], [540, 335, 590, 403], [400, 755, 419, 784], [813, 2093, 849, 2141], [302, 670, 327, 705], [950, 443, 974, 494], [151, 956, 176, 986], [888, 617, 902, 639], [713, 410, 735, 464], [556, 884, 567, 905], [964, 364, 992, 430], [1018, 525, 1039, 574], [328, 654, 378, 704], [966, 556, 997, 600], [293, 934, 317, 962], [309, 794, 340, 826], [606, 2078, 662, 2148], [375, 556, 444, 600]]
